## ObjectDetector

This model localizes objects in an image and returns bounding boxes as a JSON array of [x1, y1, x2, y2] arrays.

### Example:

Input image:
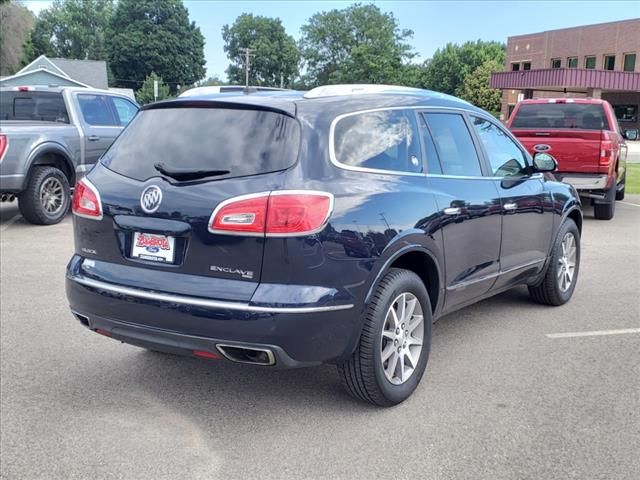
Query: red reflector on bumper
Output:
[[95, 328, 112, 337], [193, 350, 222, 360]]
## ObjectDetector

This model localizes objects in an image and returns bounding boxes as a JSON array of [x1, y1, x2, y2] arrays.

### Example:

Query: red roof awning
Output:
[[490, 68, 640, 91]]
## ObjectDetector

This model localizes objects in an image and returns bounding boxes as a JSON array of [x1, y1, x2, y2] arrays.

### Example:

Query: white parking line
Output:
[[619, 201, 640, 208], [546, 328, 640, 339], [0, 214, 22, 233]]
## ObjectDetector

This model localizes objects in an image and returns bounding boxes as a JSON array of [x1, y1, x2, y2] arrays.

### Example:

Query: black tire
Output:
[[18, 166, 70, 225], [529, 218, 580, 306], [615, 173, 625, 201], [593, 175, 616, 220], [337, 268, 432, 407]]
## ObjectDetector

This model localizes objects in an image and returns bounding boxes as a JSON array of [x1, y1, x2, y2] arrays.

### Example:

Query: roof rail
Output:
[[303, 84, 425, 99]]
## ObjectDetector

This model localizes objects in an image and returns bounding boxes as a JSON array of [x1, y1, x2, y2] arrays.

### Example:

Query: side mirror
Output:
[[532, 152, 558, 173], [623, 129, 639, 141]]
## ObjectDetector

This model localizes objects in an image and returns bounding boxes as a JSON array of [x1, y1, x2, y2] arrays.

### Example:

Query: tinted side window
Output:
[[78, 94, 117, 126], [0, 92, 69, 122], [418, 115, 442, 174], [423, 113, 481, 176], [334, 109, 422, 173], [110, 96, 138, 126], [471, 116, 528, 177]]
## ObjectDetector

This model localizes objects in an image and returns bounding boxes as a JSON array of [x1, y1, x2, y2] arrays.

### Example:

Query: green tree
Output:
[[0, 1, 35, 75], [222, 14, 299, 87], [457, 59, 504, 114], [199, 75, 226, 87], [299, 3, 414, 86], [22, 0, 114, 63], [421, 40, 505, 95], [108, 0, 206, 94], [136, 72, 171, 105]]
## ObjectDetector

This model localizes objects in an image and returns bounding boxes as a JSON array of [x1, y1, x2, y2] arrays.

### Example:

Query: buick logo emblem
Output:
[[534, 144, 551, 153], [140, 185, 162, 213]]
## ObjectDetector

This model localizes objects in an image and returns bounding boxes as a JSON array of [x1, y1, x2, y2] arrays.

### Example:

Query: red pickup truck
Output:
[[508, 98, 636, 220]]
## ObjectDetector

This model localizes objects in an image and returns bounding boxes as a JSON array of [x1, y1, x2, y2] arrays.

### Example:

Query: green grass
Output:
[[626, 163, 640, 195]]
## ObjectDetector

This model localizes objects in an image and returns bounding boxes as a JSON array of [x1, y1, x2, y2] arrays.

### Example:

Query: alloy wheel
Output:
[[557, 232, 577, 292], [380, 292, 424, 385], [40, 177, 65, 216]]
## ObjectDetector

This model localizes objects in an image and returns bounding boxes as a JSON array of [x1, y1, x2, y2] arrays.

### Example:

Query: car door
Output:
[[420, 111, 502, 311], [75, 93, 122, 168], [469, 115, 553, 289]]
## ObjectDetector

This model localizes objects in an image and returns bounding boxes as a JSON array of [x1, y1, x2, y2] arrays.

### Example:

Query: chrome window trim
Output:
[[70, 275, 354, 313], [329, 105, 521, 179]]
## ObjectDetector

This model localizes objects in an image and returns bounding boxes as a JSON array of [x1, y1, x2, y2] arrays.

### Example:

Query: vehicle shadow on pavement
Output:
[[59, 288, 540, 417]]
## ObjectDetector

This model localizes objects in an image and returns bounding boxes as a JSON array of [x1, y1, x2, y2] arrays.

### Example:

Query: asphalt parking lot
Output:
[[1, 197, 639, 480]]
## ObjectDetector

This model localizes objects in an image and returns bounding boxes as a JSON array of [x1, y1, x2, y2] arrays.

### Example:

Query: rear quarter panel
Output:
[[0, 123, 80, 190]]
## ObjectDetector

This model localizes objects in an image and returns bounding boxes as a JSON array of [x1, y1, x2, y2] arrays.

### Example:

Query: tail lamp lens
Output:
[[209, 191, 333, 236], [0, 135, 7, 160], [266, 193, 332, 235], [209, 193, 269, 235], [600, 132, 613, 166], [72, 178, 103, 220]]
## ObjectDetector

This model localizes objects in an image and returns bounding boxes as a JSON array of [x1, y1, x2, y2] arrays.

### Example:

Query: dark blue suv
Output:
[[66, 85, 582, 406]]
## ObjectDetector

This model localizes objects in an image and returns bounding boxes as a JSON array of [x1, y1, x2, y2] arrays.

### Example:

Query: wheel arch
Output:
[[25, 143, 75, 187], [566, 207, 582, 234], [365, 245, 443, 316]]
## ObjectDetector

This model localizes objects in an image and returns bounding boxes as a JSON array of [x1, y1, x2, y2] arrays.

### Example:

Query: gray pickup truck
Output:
[[0, 86, 139, 224]]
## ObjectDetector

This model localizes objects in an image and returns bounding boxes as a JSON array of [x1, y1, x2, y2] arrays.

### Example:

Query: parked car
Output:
[[507, 98, 636, 220], [66, 85, 583, 406], [0, 86, 139, 224]]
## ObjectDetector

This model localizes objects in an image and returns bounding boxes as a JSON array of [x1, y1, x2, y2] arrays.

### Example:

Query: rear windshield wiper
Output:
[[154, 163, 230, 181]]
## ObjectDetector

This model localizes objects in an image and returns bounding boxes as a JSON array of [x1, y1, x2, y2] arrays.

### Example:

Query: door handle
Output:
[[443, 207, 461, 215], [88, 135, 100, 142], [504, 202, 518, 211]]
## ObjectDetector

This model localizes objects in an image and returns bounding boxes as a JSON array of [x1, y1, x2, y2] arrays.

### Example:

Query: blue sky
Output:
[[23, 0, 640, 79]]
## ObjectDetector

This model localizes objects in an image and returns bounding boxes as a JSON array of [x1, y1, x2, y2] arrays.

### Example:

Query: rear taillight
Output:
[[209, 192, 270, 235], [208, 191, 333, 237], [600, 131, 613, 166], [72, 178, 103, 220], [0, 135, 7, 161], [266, 191, 333, 236]]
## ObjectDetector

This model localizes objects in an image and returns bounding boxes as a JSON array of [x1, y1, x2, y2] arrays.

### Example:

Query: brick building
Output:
[[490, 19, 640, 130]]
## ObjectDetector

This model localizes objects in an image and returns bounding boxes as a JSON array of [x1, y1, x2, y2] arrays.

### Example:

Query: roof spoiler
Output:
[[141, 98, 297, 117]]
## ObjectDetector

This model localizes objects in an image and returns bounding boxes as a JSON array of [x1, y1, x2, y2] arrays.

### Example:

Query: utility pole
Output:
[[240, 47, 255, 89]]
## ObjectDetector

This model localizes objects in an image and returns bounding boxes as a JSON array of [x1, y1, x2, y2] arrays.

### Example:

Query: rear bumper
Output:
[[0, 174, 25, 193], [65, 256, 361, 367], [555, 173, 609, 191]]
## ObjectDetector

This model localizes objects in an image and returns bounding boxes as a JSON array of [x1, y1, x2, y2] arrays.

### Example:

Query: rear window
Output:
[[511, 103, 610, 130], [0, 91, 69, 123], [101, 107, 300, 182]]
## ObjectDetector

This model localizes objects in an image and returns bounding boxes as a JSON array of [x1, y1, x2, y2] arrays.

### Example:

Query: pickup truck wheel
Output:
[[615, 173, 625, 201], [529, 218, 580, 306], [337, 268, 432, 407], [18, 166, 70, 225]]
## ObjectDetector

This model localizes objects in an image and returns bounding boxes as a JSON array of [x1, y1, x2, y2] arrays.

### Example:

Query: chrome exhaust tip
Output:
[[71, 310, 90, 327], [216, 344, 276, 366]]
